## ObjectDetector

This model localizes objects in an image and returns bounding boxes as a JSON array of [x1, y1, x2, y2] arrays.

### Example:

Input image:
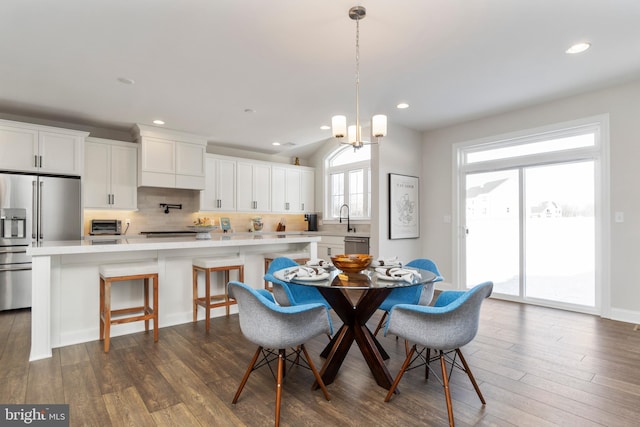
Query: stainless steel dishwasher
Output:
[[344, 236, 370, 254]]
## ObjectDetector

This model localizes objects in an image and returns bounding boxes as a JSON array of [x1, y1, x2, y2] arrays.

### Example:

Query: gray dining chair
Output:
[[372, 258, 444, 336], [383, 281, 493, 427], [228, 281, 332, 427]]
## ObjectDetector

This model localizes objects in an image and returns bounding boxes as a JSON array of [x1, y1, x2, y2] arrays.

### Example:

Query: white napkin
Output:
[[284, 266, 327, 281], [375, 256, 402, 267], [375, 267, 421, 282], [306, 258, 331, 268]]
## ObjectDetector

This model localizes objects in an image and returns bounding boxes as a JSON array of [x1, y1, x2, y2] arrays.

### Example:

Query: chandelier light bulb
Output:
[[372, 114, 387, 138], [332, 115, 347, 139]]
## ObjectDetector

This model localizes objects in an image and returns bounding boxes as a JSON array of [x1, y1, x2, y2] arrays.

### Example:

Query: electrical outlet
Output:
[[125, 218, 131, 225]]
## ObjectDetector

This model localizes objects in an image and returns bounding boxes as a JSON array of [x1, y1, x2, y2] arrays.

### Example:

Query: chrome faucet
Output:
[[339, 204, 355, 233]]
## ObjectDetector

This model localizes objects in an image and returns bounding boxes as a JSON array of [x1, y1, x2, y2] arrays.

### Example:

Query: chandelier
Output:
[[331, 5, 387, 150]]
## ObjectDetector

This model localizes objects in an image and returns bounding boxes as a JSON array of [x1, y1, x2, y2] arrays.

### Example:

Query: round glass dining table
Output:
[[282, 267, 437, 390]]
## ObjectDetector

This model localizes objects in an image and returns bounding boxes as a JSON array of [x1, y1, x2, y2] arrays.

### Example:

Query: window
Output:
[[325, 145, 371, 220], [454, 115, 609, 314]]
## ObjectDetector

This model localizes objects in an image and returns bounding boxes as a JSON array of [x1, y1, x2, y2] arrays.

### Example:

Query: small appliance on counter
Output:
[[304, 213, 318, 231], [90, 219, 122, 235]]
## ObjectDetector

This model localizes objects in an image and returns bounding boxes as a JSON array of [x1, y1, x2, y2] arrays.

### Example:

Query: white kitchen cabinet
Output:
[[0, 119, 86, 175], [317, 235, 345, 261], [134, 124, 207, 190], [271, 165, 314, 213], [200, 154, 236, 211], [237, 161, 271, 212], [84, 138, 137, 210], [300, 169, 314, 212], [176, 140, 206, 189]]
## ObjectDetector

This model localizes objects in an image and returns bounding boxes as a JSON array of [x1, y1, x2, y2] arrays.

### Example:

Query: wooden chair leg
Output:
[[425, 348, 431, 379], [373, 311, 388, 336], [205, 269, 211, 332], [192, 267, 198, 323], [385, 345, 416, 402], [301, 344, 330, 401], [224, 270, 230, 317], [456, 349, 485, 404], [152, 275, 159, 342], [99, 277, 105, 341], [233, 346, 263, 404], [440, 351, 455, 427], [144, 278, 150, 332], [275, 349, 285, 427]]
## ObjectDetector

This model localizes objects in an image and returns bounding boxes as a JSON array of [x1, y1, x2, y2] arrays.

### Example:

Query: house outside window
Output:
[[325, 145, 371, 220]]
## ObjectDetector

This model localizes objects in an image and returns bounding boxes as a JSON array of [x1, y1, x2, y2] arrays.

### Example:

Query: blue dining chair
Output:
[[263, 257, 330, 309], [383, 281, 493, 427], [228, 281, 332, 427], [372, 258, 444, 336]]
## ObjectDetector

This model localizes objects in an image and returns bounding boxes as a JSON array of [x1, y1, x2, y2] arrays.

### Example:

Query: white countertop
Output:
[[28, 233, 321, 256]]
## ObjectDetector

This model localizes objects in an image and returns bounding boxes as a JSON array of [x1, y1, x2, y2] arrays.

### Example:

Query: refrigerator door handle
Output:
[[0, 266, 32, 273], [32, 180, 37, 239], [39, 181, 43, 239]]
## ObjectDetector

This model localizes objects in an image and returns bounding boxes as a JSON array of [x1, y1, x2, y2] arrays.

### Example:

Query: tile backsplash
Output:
[[83, 187, 309, 236]]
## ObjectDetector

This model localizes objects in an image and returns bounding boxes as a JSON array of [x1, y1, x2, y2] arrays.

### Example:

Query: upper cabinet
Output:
[[200, 154, 236, 211], [134, 124, 207, 190], [236, 161, 271, 212], [300, 169, 315, 213], [200, 155, 314, 214], [271, 165, 314, 213], [84, 138, 137, 210], [0, 119, 87, 175]]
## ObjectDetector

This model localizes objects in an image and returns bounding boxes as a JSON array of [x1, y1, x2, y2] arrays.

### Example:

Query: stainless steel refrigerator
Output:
[[0, 171, 81, 310]]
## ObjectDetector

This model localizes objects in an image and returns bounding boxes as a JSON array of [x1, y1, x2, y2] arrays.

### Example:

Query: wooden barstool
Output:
[[99, 261, 159, 353], [193, 255, 244, 332], [263, 251, 310, 290]]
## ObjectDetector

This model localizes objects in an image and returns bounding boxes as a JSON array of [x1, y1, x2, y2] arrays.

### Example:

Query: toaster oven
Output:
[[90, 219, 122, 235]]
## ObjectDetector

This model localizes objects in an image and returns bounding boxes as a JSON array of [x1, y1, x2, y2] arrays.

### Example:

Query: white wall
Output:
[[421, 78, 640, 323], [371, 124, 423, 261]]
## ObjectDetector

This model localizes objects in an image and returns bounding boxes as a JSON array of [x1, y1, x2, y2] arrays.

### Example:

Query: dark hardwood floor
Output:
[[2, 297, 640, 426]]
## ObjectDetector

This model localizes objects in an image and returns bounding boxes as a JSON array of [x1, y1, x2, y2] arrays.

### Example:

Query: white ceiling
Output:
[[2, 0, 640, 156]]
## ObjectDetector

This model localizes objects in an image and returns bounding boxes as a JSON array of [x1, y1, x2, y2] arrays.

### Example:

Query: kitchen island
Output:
[[27, 234, 319, 361]]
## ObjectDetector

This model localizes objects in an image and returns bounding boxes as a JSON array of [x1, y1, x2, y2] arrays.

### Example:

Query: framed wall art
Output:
[[389, 173, 419, 239]]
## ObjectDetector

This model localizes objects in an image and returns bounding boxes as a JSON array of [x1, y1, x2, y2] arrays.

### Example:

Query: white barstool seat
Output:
[[263, 251, 310, 290], [99, 260, 159, 353], [193, 255, 244, 332]]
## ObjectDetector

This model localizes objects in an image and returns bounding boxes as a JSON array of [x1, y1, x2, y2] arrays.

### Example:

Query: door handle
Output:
[[32, 181, 37, 239], [0, 266, 32, 273], [38, 181, 43, 239]]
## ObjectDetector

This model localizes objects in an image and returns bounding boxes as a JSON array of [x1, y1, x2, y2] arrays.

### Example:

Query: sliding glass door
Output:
[[458, 117, 606, 312]]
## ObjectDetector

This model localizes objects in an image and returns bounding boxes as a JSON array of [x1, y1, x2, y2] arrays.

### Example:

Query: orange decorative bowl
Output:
[[331, 254, 373, 274]]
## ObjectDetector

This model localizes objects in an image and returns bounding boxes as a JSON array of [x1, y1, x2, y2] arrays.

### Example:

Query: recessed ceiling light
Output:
[[153, 120, 165, 125], [244, 108, 256, 113], [117, 77, 135, 85], [272, 142, 281, 146], [320, 125, 331, 130], [566, 42, 591, 54], [397, 103, 409, 109]]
